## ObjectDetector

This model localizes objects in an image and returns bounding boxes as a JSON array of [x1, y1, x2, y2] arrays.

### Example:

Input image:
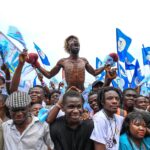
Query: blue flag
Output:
[[130, 60, 145, 88], [33, 42, 50, 66], [142, 45, 150, 65], [96, 57, 105, 81], [112, 63, 129, 90], [0, 32, 33, 75], [7, 26, 26, 48], [118, 63, 129, 90], [116, 28, 132, 62], [33, 75, 38, 87], [140, 83, 150, 96]]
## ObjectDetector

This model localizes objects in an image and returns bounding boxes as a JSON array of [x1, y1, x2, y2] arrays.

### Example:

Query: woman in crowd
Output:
[[119, 112, 150, 150]]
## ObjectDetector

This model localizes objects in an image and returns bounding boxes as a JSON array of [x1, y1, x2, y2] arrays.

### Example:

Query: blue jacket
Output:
[[119, 133, 150, 150]]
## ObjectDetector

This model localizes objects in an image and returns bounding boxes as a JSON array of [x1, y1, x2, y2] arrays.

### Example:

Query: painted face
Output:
[[50, 93, 60, 105], [124, 90, 137, 108], [135, 96, 149, 110], [103, 90, 120, 114], [129, 119, 147, 139], [30, 104, 43, 116], [63, 97, 83, 125], [10, 107, 29, 125], [29, 87, 44, 104], [88, 94, 99, 113], [68, 38, 80, 55]]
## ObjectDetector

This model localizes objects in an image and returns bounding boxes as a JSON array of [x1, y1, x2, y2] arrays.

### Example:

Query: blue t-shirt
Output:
[[119, 133, 150, 150]]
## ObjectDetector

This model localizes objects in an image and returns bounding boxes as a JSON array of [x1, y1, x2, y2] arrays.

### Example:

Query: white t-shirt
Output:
[[90, 109, 124, 150]]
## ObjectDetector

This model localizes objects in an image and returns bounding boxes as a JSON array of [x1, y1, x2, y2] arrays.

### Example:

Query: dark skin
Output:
[[34, 37, 106, 92], [1, 63, 11, 94]]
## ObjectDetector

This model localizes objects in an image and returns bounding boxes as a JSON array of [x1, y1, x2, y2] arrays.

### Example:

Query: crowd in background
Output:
[[0, 35, 150, 150]]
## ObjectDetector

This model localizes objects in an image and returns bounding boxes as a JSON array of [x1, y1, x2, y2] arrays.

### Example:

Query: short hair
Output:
[[97, 86, 122, 109], [88, 90, 98, 98], [92, 80, 103, 90], [49, 89, 61, 99], [135, 95, 146, 101], [121, 112, 147, 135], [32, 85, 45, 96], [123, 88, 137, 96], [64, 35, 79, 53], [62, 90, 83, 105]]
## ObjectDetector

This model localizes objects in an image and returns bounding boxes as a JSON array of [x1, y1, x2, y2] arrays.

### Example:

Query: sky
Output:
[[0, 0, 150, 86]]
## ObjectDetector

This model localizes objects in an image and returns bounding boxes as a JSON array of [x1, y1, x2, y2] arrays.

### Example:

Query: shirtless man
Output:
[[33, 35, 106, 91]]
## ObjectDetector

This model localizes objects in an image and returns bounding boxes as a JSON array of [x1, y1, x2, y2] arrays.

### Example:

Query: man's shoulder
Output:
[[80, 119, 94, 133], [51, 116, 65, 126], [2, 119, 13, 130], [114, 114, 124, 123], [32, 116, 49, 127], [80, 57, 88, 62], [82, 119, 94, 127], [2, 119, 13, 126], [92, 110, 106, 121]]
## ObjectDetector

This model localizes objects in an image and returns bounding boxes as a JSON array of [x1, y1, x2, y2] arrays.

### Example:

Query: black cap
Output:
[[92, 80, 104, 89]]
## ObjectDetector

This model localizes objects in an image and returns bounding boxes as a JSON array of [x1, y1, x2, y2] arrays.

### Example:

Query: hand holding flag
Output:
[[33, 42, 50, 66]]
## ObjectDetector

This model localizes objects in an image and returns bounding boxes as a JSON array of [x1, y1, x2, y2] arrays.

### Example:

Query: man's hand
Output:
[[104, 64, 117, 82], [19, 50, 28, 64], [106, 68, 117, 80], [67, 86, 82, 93]]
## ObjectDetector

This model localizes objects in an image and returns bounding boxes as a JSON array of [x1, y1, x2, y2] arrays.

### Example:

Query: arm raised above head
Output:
[[10, 51, 27, 93]]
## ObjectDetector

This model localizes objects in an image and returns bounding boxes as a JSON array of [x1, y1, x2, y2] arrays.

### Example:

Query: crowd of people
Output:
[[0, 35, 150, 150]]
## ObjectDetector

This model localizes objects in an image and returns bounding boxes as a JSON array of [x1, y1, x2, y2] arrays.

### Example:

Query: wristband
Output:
[[5, 80, 11, 83]]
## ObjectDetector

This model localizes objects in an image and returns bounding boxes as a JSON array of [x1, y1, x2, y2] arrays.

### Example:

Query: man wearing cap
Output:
[[2, 91, 54, 150]]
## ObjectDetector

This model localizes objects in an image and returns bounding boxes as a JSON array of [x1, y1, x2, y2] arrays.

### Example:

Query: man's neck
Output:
[[103, 109, 114, 118], [66, 119, 81, 129], [15, 116, 32, 134], [70, 54, 78, 59]]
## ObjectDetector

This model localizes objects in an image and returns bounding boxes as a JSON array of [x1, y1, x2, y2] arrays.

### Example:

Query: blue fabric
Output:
[[142, 45, 150, 65], [119, 133, 150, 150], [33, 42, 50, 66], [130, 60, 145, 88], [116, 28, 132, 62]]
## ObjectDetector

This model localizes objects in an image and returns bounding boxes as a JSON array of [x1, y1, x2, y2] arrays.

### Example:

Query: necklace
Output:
[[102, 110, 117, 144]]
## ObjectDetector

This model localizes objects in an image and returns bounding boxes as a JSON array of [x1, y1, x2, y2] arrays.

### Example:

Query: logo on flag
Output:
[[117, 37, 126, 52]]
